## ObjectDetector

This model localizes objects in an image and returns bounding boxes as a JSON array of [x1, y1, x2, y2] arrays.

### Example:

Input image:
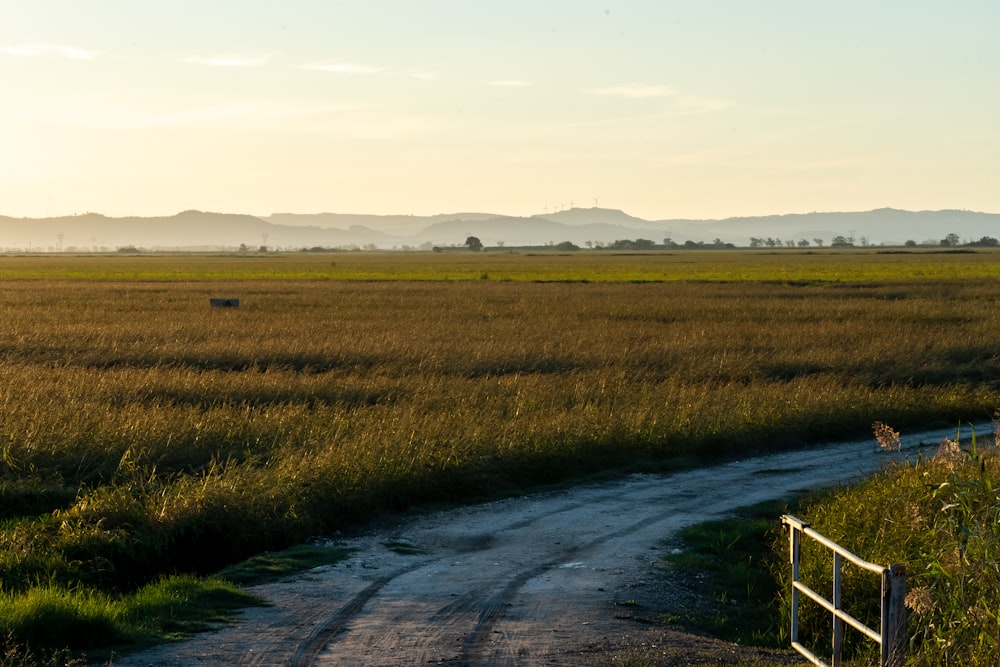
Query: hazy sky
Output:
[[2, 1, 998, 220]]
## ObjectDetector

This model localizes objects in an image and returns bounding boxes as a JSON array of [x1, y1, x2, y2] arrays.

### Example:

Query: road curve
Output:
[[109, 425, 980, 666]]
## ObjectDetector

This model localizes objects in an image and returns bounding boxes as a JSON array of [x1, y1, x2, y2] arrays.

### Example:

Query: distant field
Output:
[[0, 247, 998, 281], [0, 249, 998, 658]]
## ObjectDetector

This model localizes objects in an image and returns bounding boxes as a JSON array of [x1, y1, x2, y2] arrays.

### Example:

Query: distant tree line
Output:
[[436, 232, 1000, 254]]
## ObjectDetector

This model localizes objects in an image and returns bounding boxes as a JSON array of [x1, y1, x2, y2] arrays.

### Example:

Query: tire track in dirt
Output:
[[309, 467, 824, 664], [108, 425, 984, 666], [457, 505, 701, 666], [289, 562, 427, 667]]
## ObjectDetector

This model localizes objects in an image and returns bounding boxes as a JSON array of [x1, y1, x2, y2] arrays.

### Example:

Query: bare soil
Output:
[[108, 426, 967, 666]]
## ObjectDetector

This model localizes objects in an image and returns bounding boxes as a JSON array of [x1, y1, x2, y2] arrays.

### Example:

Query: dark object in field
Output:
[[210, 298, 240, 308]]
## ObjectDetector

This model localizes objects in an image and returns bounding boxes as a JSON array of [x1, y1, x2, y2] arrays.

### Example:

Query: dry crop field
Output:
[[0, 249, 998, 657]]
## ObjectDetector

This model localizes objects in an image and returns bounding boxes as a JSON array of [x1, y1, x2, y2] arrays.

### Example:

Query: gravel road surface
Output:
[[109, 425, 979, 666]]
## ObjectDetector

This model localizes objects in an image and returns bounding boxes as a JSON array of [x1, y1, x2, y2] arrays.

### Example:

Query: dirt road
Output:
[[110, 425, 977, 666]]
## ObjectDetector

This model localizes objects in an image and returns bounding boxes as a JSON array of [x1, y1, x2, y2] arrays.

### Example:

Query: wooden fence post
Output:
[[882, 564, 907, 667]]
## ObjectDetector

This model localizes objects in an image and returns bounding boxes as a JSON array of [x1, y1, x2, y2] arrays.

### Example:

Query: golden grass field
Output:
[[0, 248, 997, 659]]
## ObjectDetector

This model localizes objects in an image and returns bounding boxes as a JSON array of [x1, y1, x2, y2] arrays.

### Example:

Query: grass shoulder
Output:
[[0, 576, 263, 666], [628, 427, 1000, 666], [657, 498, 795, 648], [0, 542, 355, 666]]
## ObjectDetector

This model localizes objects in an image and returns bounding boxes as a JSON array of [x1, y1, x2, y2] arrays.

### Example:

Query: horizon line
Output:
[[1, 206, 995, 222]]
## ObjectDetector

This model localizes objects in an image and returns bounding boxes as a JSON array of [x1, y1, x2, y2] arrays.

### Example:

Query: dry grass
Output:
[[0, 252, 996, 655]]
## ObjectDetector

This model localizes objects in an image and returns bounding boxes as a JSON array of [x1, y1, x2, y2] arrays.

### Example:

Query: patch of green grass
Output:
[[218, 543, 355, 585], [660, 499, 792, 647], [0, 584, 126, 654], [121, 575, 265, 638], [0, 575, 264, 663]]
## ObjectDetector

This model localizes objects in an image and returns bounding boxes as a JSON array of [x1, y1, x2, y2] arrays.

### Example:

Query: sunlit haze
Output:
[[2, 1, 998, 220]]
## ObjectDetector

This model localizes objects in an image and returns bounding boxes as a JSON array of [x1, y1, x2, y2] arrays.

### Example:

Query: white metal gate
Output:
[[781, 514, 906, 667]]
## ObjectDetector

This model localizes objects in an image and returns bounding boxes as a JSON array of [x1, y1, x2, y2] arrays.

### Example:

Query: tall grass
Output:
[[774, 425, 1000, 665], [0, 254, 996, 656]]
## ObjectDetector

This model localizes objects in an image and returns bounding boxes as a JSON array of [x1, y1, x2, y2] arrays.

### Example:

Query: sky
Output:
[[1, 1, 998, 220]]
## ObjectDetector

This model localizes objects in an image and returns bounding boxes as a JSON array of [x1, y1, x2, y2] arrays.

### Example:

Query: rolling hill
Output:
[[0, 207, 994, 251]]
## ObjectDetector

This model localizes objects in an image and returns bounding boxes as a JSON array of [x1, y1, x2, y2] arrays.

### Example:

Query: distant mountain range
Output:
[[0, 207, 996, 251]]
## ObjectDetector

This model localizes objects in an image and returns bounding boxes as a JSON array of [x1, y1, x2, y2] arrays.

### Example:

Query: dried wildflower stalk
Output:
[[934, 437, 962, 465], [873, 421, 901, 451], [905, 586, 935, 616]]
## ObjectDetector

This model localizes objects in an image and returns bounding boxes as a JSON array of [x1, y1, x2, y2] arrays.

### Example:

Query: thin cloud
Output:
[[488, 80, 533, 87], [592, 84, 676, 99], [409, 69, 440, 81], [302, 62, 385, 74], [2, 43, 98, 60], [180, 53, 271, 67], [671, 94, 731, 114], [301, 63, 437, 79], [592, 84, 731, 113]]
